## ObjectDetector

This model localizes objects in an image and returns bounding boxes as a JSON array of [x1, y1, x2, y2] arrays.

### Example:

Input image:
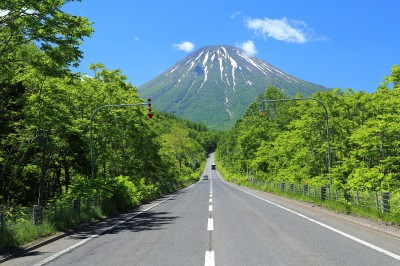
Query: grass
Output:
[[0, 170, 204, 254], [214, 159, 400, 226], [0, 204, 106, 253], [0, 220, 54, 252], [254, 182, 400, 225]]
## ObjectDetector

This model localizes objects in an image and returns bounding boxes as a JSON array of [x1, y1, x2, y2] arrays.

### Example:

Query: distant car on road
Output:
[[211, 164, 216, 170], [202, 175, 209, 180]]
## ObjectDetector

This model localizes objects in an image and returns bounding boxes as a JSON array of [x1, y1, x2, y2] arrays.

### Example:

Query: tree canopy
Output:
[[217, 69, 400, 192], [0, 1, 216, 208]]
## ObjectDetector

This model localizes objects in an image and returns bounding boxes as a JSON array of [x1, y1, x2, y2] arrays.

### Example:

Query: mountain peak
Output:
[[138, 45, 327, 129]]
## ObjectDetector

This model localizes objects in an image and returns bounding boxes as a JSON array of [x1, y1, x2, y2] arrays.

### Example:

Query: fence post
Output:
[[381, 192, 390, 213], [33, 205, 43, 225], [73, 198, 81, 216], [320, 186, 327, 200], [86, 198, 91, 213], [52, 203, 57, 221], [290, 183, 294, 192], [1, 211, 4, 235], [280, 182, 285, 191], [356, 190, 359, 206], [344, 188, 350, 202], [374, 192, 379, 210], [304, 184, 309, 196]]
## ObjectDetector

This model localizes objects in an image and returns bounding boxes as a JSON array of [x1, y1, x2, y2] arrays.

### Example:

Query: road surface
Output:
[[3, 154, 400, 265]]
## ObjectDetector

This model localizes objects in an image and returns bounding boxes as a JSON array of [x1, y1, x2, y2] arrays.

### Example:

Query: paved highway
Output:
[[3, 154, 400, 265]]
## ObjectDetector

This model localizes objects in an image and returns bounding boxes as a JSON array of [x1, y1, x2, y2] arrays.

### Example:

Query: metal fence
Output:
[[250, 181, 400, 215], [0, 179, 197, 236]]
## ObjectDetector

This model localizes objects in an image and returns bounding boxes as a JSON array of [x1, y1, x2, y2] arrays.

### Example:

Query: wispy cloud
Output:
[[133, 36, 140, 42], [173, 41, 195, 52], [246, 17, 322, 43], [237, 40, 257, 57], [230, 11, 241, 19]]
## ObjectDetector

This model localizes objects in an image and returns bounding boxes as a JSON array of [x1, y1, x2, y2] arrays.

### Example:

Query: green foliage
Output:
[[217, 72, 400, 193], [0, 0, 219, 252], [0, 9, 215, 211], [0, 0, 94, 70]]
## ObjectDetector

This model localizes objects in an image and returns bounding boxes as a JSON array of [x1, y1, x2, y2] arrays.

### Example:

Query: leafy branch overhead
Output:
[[0, 0, 93, 68]]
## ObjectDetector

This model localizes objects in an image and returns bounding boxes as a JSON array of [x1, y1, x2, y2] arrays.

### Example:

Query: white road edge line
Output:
[[33, 184, 196, 266], [216, 172, 400, 262], [207, 218, 214, 231], [205, 250, 215, 266]]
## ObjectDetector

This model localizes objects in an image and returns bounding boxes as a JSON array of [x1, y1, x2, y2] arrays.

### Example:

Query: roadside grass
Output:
[[215, 161, 400, 226], [0, 204, 105, 253], [0, 220, 54, 252], [0, 168, 204, 254]]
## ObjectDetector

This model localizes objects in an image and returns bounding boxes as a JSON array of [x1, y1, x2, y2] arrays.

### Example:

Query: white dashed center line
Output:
[[205, 167, 215, 266], [205, 251, 215, 266], [207, 218, 214, 231]]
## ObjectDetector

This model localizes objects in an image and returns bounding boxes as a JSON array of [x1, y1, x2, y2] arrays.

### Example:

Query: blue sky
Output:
[[64, 0, 399, 93]]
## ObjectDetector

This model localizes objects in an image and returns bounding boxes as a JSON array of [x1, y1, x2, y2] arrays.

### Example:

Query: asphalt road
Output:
[[3, 154, 400, 265]]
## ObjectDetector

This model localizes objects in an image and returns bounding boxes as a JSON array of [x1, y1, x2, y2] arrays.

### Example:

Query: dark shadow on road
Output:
[[108, 210, 179, 234], [69, 210, 179, 241], [1, 193, 183, 262]]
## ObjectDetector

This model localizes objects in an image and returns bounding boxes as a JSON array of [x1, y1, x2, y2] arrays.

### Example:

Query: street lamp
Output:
[[261, 97, 332, 186], [90, 100, 153, 179]]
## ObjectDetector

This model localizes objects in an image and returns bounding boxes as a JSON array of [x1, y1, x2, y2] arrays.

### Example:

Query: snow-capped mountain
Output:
[[138, 45, 328, 129]]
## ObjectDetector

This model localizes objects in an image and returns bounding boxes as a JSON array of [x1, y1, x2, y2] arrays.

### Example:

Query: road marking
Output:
[[209, 205, 213, 211], [209, 198, 212, 203], [217, 173, 400, 262], [207, 218, 214, 231], [210, 193, 212, 198], [205, 250, 215, 266], [32, 191, 184, 266]]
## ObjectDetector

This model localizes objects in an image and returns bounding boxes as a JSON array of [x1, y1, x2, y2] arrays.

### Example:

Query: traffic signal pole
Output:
[[262, 97, 332, 187]]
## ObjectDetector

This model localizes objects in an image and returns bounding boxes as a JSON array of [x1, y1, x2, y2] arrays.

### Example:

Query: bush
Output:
[[111, 176, 140, 211]]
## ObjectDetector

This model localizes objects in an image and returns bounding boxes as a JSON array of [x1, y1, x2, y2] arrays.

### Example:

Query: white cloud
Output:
[[230, 11, 241, 19], [133, 36, 140, 42], [237, 40, 257, 57], [173, 41, 195, 52], [246, 17, 314, 43]]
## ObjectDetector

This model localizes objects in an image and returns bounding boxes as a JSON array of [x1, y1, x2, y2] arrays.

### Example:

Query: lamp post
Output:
[[261, 97, 332, 186], [90, 101, 152, 179]]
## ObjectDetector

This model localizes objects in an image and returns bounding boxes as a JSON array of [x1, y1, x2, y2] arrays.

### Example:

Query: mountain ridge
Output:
[[138, 45, 329, 129]]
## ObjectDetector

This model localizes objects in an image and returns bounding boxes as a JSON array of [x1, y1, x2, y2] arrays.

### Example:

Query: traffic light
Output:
[[147, 98, 154, 119]]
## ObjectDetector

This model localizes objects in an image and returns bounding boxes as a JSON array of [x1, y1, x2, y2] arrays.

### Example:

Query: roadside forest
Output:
[[0, 0, 217, 210], [217, 65, 400, 194]]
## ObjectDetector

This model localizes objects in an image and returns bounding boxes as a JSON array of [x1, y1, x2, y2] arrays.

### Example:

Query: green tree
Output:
[[0, 0, 93, 69]]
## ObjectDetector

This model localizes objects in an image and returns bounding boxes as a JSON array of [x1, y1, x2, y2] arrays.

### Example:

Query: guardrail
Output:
[[250, 181, 400, 215]]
